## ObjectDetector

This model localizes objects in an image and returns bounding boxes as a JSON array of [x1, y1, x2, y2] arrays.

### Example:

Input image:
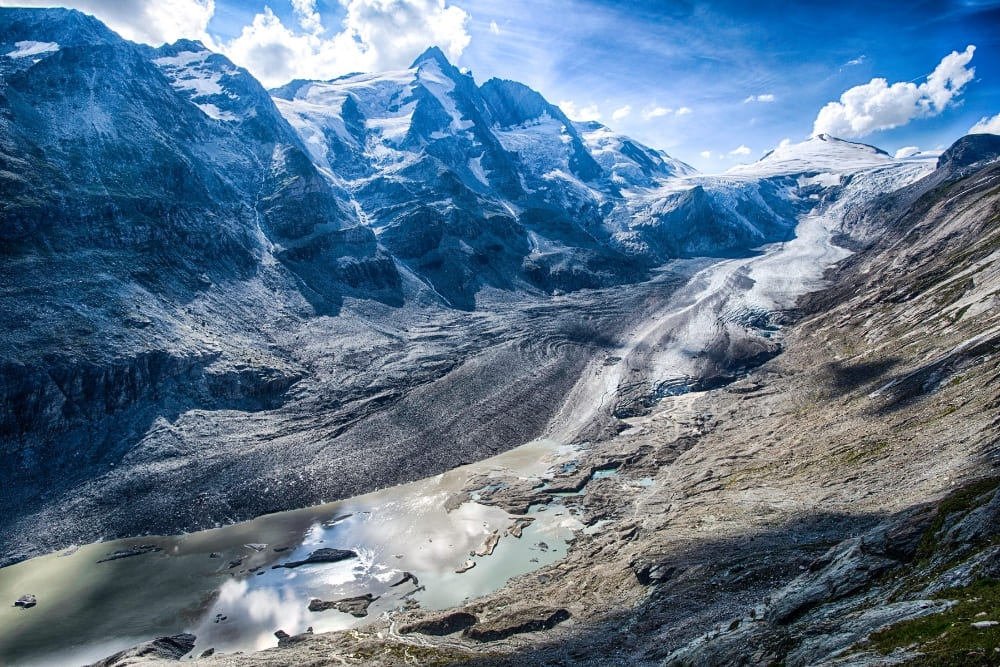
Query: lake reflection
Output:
[[0, 439, 583, 665]]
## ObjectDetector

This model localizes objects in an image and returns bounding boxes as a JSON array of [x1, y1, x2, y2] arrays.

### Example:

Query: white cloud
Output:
[[743, 94, 775, 103], [845, 55, 866, 67], [700, 150, 712, 159], [221, 0, 472, 88], [612, 105, 631, 120], [489, 20, 500, 34], [0, 0, 216, 45], [642, 106, 670, 120], [778, 138, 791, 148], [729, 144, 751, 156], [676, 106, 692, 116], [894, 146, 920, 159], [813, 45, 976, 138], [1, 0, 473, 88], [291, 0, 323, 35], [560, 100, 601, 122], [969, 112, 1000, 135]]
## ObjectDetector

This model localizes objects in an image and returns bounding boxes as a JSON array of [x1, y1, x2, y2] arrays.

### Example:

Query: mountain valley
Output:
[[1, 8, 1000, 666]]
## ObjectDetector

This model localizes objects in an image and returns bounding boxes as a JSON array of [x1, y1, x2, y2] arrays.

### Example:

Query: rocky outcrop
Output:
[[87, 633, 195, 665], [398, 611, 478, 636], [462, 607, 571, 642], [309, 593, 378, 617], [271, 548, 357, 569], [95, 544, 162, 564], [13, 593, 36, 609]]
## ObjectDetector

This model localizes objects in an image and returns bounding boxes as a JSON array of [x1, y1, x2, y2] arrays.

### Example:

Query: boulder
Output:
[[13, 594, 36, 609]]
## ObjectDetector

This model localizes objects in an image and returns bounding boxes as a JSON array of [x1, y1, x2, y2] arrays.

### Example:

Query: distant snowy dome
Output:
[[726, 134, 898, 178]]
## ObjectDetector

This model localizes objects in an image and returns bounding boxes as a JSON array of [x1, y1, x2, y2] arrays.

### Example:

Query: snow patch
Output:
[[797, 173, 841, 189], [196, 103, 237, 121], [6, 40, 59, 59], [468, 155, 489, 186]]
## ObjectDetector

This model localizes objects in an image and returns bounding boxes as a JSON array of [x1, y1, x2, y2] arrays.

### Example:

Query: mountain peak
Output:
[[409, 45, 452, 69], [936, 133, 1000, 173], [727, 134, 892, 177], [0, 6, 120, 47], [808, 133, 888, 156], [170, 38, 207, 53]]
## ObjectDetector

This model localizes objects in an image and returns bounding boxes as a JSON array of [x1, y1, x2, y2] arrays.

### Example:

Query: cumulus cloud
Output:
[[3, 0, 473, 88], [222, 0, 472, 87], [0, 0, 215, 45], [676, 106, 692, 116], [778, 138, 791, 148], [560, 101, 601, 122], [743, 94, 775, 103], [612, 105, 631, 120], [700, 150, 712, 159], [642, 106, 670, 120], [489, 20, 500, 34], [894, 146, 920, 159], [969, 112, 1000, 135], [845, 55, 866, 67], [813, 45, 976, 138], [291, 0, 323, 35], [729, 144, 751, 156]]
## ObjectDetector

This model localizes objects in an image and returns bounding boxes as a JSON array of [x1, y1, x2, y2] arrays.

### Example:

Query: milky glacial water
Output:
[[0, 439, 584, 666]]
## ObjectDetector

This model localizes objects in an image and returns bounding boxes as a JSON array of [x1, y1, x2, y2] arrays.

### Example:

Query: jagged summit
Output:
[[811, 132, 889, 155], [479, 78, 559, 128], [409, 45, 453, 70], [157, 38, 209, 55], [0, 6, 119, 48]]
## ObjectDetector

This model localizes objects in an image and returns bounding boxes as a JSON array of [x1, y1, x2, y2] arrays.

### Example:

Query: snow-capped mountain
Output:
[[271, 47, 668, 305], [727, 133, 893, 178]]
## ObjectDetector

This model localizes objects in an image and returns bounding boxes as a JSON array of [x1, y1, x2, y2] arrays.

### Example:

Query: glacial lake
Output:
[[0, 438, 585, 666]]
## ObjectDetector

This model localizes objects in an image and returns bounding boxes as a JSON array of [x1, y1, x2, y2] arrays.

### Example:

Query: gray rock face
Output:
[[308, 593, 378, 617], [462, 607, 571, 642], [398, 611, 478, 635], [87, 633, 196, 665]]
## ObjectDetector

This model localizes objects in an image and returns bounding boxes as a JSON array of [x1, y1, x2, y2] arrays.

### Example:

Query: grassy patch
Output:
[[816, 440, 891, 468], [869, 578, 1000, 665]]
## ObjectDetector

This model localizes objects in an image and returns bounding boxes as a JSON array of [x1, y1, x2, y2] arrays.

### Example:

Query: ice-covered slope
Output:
[[577, 120, 697, 187], [614, 134, 932, 260], [727, 133, 892, 178]]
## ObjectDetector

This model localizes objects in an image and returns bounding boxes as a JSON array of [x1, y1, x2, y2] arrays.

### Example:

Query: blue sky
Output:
[[5, 0, 999, 172]]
